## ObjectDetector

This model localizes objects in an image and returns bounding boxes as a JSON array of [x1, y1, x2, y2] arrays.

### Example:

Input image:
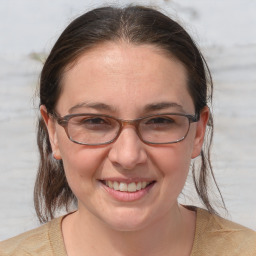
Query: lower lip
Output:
[[100, 182, 155, 202]]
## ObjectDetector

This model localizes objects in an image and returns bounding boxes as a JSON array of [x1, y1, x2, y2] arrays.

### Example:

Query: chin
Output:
[[106, 219, 149, 232], [99, 208, 154, 232]]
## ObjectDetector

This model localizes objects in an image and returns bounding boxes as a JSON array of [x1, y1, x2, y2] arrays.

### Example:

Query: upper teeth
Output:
[[105, 181, 151, 192]]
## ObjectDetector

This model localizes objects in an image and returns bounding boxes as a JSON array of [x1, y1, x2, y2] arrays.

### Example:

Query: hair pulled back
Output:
[[35, 5, 225, 223]]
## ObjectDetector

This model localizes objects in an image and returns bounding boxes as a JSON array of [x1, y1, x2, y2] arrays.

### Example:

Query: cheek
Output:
[[151, 142, 193, 175], [149, 142, 194, 192], [57, 134, 108, 194]]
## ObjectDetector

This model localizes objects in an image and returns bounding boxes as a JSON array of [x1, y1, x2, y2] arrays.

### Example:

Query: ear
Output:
[[191, 106, 210, 159], [40, 105, 62, 160]]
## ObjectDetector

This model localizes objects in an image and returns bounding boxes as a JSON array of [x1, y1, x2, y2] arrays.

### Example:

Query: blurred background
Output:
[[0, 0, 256, 240]]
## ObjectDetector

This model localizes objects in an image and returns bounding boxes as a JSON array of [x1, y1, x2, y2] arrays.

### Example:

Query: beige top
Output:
[[0, 207, 256, 256]]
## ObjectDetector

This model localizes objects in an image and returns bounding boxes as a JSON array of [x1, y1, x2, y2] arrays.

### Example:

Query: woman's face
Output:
[[43, 42, 208, 231]]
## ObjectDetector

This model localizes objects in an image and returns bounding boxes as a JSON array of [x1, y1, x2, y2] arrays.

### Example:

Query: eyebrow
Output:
[[68, 101, 185, 114], [143, 102, 185, 113], [68, 101, 116, 113]]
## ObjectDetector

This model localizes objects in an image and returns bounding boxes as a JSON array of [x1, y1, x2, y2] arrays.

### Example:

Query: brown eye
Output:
[[145, 117, 175, 125], [79, 117, 109, 125], [70, 116, 116, 132]]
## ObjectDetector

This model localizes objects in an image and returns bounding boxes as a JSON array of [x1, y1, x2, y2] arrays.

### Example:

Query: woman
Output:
[[0, 5, 255, 256]]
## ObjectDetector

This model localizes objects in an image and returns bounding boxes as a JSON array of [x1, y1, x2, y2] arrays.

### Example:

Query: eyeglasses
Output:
[[52, 112, 199, 146]]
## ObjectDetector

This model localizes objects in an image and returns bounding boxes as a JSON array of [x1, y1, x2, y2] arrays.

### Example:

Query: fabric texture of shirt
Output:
[[0, 207, 255, 255]]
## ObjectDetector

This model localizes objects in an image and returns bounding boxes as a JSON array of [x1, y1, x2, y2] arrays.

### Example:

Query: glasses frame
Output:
[[51, 112, 199, 146]]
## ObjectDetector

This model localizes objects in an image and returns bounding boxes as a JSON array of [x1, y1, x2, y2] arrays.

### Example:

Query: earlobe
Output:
[[191, 106, 210, 159], [40, 105, 62, 160]]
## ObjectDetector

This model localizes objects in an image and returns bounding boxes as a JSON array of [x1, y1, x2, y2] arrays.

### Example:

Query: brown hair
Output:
[[35, 5, 225, 223]]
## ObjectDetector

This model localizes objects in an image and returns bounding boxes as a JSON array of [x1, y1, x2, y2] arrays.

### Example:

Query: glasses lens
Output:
[[139, 114, 190, 144], [67, 115, 120, 145]]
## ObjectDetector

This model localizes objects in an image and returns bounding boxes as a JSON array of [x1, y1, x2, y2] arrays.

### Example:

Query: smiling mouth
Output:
[[100, 180, 155, 192]]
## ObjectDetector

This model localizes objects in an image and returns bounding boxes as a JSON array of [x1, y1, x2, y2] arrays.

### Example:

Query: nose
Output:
[[108, 126, 147, 170]]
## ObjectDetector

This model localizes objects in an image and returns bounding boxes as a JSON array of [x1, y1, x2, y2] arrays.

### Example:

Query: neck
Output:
[[62, 203, 196, 256]]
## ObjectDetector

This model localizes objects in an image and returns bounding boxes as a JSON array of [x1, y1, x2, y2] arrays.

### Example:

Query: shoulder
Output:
[[191, 207, 256, 256], [0, 216, 66, 256]]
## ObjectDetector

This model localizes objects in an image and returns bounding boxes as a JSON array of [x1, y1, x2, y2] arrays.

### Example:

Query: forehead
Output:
[[57, 42, 194, 116]]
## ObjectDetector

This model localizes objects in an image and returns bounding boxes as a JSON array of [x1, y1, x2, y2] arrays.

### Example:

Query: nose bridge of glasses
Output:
[[116, 119, 144, 146], [116, 119, 142, 142], [119, 118, 140, 130]]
